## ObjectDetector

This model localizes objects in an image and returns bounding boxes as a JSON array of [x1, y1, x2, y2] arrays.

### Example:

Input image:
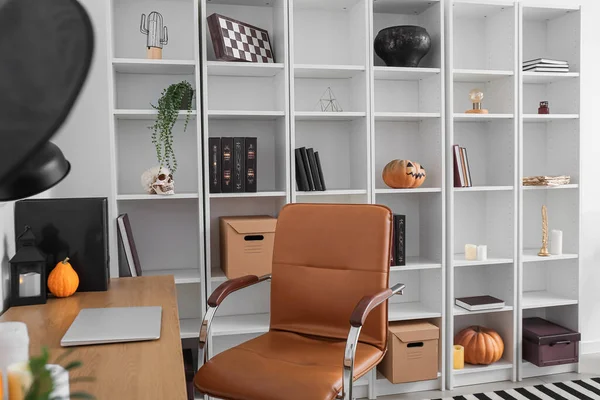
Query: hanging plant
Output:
[[148, 80, 194, 176]]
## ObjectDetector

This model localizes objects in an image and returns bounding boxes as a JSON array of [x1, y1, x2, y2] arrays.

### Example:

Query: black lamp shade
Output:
[[0, 142, 71, 201]]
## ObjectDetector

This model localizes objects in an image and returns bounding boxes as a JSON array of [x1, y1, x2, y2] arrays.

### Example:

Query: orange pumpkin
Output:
[[48, 257, 79, 298], [382, 160, 426, 189], [454, 326, 504, 365]]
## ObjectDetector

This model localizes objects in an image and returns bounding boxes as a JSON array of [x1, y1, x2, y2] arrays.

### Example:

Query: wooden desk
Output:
[[0, 276, 187, 400]]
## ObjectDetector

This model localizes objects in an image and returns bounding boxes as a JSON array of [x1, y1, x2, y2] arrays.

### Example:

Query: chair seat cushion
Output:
[[194, 330, 384, 400]]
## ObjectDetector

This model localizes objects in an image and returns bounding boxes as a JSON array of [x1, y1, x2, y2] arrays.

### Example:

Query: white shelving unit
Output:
[[518, 4, 581, 381], [105, 0, 206, 343], [445, 0, 518, 390]]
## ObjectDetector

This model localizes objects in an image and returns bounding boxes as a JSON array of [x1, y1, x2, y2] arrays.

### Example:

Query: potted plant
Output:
[[144, 81, 194, 195]]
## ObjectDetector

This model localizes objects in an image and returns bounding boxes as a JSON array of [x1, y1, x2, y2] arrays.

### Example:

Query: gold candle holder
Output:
[[538, 205, 550, 257]]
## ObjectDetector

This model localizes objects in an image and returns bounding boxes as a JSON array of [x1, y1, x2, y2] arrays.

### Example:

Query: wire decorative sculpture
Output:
[[140, 11, 168, 58], [317, 87, 343, 112]]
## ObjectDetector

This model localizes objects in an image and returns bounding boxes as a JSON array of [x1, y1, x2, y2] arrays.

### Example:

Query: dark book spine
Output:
[[209, 138, 221, 193], [295, 148, 310, 191], [245, 137, 257, 192], [233, 137, 245, 193], [394, 215, 406, 266], [221, 137, 233, 193], [307, 148, 323, 191], [299, 147, 315, 190], [453, 144, 465, 188], [314, 152, 326, 191], [390, 220, 396, 267]]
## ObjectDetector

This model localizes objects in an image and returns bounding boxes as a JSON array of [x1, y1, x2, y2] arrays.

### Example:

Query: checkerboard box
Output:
[[207, 13, 275, 63]]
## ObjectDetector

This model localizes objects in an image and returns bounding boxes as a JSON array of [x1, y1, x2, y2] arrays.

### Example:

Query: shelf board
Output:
[[144, 269, 201, 285], [391, 257, 442, 272], [117, 193, 199, 201], [522, 5, 580, 22], [388, 302, 441, 322], [453, 305, 513, 316], [523, 184, 578, 191], [208, 110, 285, 120], [523, 114, 579, 121], [454, 186, 513, 192], [295, 111, 366, 121], [207, 61, 284, 77], [374, 112, 441, 122], [454, 254, 513, 267], [114, 110, 196, 120], [294, 64, 365, 79], [375, 188, 442, 194], [113, 58, 195, 75], [522, 249, 578, 263], [453, 359, 513, 375], [179, 318, 201, 339], [212, 313, 270, 337], [522, 71, 580, 84], [453, 69, 514, 82], [296, 189, 367, 196], [210, 191, 287, 199], [522, 291, 578, 309], [374, 67, 440, 81], [454, 113, 514, 122]]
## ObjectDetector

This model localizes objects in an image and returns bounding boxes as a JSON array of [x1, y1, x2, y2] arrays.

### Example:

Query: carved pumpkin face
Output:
[[382, 159, 426, 189]]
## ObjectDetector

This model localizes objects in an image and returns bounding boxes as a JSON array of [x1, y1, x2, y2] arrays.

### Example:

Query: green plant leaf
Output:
[[69, 392, 96, 399], [53, 348, 75, 365], [63, 360, 83, 371], [70, 376, 96, 384]]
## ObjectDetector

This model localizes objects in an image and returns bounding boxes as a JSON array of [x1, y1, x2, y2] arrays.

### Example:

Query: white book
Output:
[[523, 58, 568, 66], [523, 67, 570, 73]]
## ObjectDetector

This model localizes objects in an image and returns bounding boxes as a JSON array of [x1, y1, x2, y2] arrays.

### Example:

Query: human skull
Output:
[[141, 166, 175, 195]]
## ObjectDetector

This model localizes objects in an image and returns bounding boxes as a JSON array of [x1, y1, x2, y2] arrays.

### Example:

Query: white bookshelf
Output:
[[517, 4, 581, 381], [445, 0, 518, 390]]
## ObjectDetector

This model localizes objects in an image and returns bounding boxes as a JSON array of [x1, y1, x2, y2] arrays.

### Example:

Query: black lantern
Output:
[[9, 226, 47, 306]]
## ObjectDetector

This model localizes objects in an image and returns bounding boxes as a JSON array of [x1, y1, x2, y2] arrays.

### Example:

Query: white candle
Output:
[[0, 322, 29, 398], [477, 245, 488, 261], [550, 230, 563, 256], [465, 244, 477, 261], [19, 272, 41, 298]]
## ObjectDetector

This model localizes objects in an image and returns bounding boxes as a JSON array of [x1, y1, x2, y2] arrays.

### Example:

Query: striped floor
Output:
[[431, 378, 600, 399]]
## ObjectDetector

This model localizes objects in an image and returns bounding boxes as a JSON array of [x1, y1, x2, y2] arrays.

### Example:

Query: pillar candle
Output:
[[477, 245, 488, 261], [18, 272, 41, 298], [7, 362, 31, 400], [550, 230, 563, 256], [453, 345, 464, 369], [0, 323, 29, 398], [465, 244, 477, 261]]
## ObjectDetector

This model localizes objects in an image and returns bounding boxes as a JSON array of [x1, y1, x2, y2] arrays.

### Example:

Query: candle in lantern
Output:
[[19, 272, 41, 298]]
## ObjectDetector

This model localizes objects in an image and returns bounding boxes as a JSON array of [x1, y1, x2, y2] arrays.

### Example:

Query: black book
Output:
[[221, 137, 233, 193], [208, 137, 221, 193], [245, 137, 257, 192], [314, 151, 327, 191], [295, 148, 310, 191], [393, 214, 406, 266], [233, 137, 245, 193], [117, 214, 142, 278], [307, 148, 323, 191], [299, 147, 315, 191], [390, 220, 396, 267]]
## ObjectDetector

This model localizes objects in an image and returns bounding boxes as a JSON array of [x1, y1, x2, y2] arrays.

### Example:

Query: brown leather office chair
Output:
[[194, 204, 405, 400]]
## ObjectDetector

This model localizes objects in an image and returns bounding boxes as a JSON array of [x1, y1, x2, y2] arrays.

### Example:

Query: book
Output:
[[245, 137, 257, 192], [523, 58, 568, 66], [299, 147, 315, 191], [208, 137, 221, 193], [459, 147, 469, 187], [390, 222, 396, 266], [233, 137, 245, 193], [393, 214, 406, 266], [523, 66, 570, 73], [461, 147, 472, 187], [314, 151, 327, 191], [453, 145, 465, 187], [307, 148, 323, 191], [295, 148, 310, 191], [117, 214, 142, 278], [221, 137, 233, 193], [455, 295, 505, 311]]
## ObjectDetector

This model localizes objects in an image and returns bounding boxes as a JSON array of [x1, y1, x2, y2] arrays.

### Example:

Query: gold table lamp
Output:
[[466, 88, 489, 114]]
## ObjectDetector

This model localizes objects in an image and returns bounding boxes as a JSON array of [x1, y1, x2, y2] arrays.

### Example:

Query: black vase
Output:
[[374, 25, 432, 67], [180, 89, 194, 110]]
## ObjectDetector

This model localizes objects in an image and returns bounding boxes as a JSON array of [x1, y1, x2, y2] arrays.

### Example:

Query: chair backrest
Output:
[[270, 204, 393, 351]]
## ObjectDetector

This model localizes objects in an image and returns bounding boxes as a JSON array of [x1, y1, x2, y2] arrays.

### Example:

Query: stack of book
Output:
[[209, 137, 257, 194], [390, 214, 406, 267], [523, 58, 569, 73], [295, 147, 326, 191], [453, 144, 472, 188], [455, 295, 505, 312], [523, 175, 571, 187]]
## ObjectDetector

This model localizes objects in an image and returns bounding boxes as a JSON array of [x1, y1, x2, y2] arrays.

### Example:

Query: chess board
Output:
[[208, 13, 275, 63]]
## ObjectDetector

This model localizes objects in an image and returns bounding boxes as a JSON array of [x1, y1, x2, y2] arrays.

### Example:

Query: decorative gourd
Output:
[[47, 257, 79, 298], [454, 326, 504, 365], [382, 159, 426, 189]]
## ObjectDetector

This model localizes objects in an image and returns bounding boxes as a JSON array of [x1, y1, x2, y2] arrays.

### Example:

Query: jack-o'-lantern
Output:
[[382, 160, 426, 189]]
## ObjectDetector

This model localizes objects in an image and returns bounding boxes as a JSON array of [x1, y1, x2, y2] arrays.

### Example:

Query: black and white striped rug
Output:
[[431, 378, 600, 399]]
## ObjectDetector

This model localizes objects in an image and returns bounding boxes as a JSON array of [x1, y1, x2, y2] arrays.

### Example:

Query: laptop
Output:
[[61, 307, 162, 347]]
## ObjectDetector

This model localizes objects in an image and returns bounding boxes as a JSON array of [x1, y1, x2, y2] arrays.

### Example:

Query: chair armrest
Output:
[[208, 275, 260, 307], [349, 283, 406, 327]]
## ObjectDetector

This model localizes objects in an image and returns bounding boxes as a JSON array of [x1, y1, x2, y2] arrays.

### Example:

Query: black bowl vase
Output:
[[374, 25, 432, 67]]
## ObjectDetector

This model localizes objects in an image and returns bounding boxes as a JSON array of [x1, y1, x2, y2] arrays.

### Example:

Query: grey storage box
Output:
[[523, 317, 580, 367]]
